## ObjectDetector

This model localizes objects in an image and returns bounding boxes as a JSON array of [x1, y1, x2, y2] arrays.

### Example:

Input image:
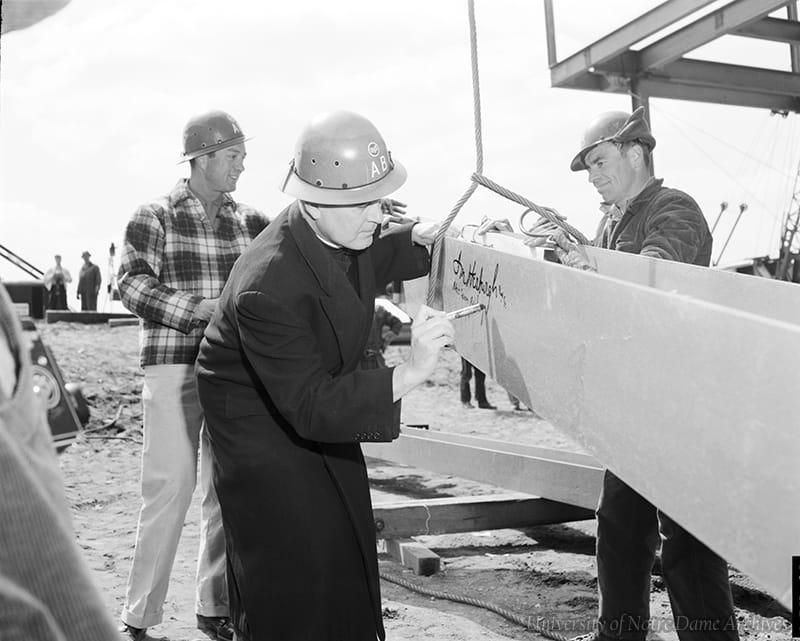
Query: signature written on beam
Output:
[[451, 251, 508, 311]]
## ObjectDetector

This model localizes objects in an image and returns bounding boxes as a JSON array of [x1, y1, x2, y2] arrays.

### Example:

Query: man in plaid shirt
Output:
[[117, 110, 268, 641]]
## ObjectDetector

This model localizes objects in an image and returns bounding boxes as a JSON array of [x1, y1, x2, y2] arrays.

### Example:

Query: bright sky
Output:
[[2, 0, 799, 309]]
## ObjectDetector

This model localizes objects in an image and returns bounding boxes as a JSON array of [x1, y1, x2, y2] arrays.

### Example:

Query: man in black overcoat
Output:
[[196, 110, 454, 641]]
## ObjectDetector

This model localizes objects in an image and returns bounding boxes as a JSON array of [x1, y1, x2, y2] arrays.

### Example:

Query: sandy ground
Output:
[[39, 322, 792, 641]]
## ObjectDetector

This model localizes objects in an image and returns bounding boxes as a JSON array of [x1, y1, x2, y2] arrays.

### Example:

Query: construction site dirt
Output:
[[43, 323, 791, 641]]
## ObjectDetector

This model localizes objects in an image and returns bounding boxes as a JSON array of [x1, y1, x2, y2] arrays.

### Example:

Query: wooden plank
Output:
[[45, 311, 136, 324], [373, 494, 594, 539], [384, 539, 441, 576], [397, 428, 600, 467], [364, 431, 603, 511], [108, 317, 139, 328], [401, 232, 800, 608]]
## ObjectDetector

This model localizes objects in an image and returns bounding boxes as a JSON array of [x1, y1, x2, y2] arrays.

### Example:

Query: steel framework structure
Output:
[[543, 0, 800, 280], [544, 0, 800, 116]]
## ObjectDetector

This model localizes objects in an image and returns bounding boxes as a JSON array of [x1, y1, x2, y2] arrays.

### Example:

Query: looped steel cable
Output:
[[471, 173, 589, 245], [426, 0, 587, 306], [380, 571, 571, 641]]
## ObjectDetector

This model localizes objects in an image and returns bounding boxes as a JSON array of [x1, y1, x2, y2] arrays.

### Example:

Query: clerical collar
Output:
[[314, 232, 341, 249]]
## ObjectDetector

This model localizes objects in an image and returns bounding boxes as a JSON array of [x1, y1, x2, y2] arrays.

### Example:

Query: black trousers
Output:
[[596, 470, 738, 640], [459, 358, 487, 404]]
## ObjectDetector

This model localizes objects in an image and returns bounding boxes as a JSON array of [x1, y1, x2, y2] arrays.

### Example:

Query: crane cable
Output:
[[403, 4, 587, 639], [426, 0, 588, 307]]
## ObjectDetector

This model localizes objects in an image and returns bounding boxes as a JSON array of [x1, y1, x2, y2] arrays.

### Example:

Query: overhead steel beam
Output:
[[659, 57, 800, 95], [734, 15, 800, 43], [548, 0, 717, 87], [634, 58, 800, 111], [637, 0, 789, 70], [551, 72, 800, 112], [564, 56, 800, 111], [788, 2, 800, 74], [633, 78, 800, 112]]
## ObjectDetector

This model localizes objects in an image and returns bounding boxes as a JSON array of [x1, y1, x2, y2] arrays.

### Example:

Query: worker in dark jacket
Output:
[[577, 107, 712, 265], [569, 108, 737, 641], [77, 251, 102, 311], [196, 110, 454, 641]]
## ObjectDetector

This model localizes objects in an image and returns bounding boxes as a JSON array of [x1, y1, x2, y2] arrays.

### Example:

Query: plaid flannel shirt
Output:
[[118, 179, 268, 367]]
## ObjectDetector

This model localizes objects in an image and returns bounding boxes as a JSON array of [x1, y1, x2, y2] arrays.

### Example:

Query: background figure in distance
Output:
[[460, 357, 495, 409], [568, 107, 737, 641], [507, 392, 530, 412], [0, 283, 120, 641], [116, 110, 268, 641], [43, 254, 71, 310], [196, 110, 453, 641], [77, 251, 102, 311]]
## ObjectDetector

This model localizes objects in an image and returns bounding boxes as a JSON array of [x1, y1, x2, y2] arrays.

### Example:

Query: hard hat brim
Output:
[[178, 136, 252, 164], [281, 160, 407, 206], [570, 143, 599, 172]]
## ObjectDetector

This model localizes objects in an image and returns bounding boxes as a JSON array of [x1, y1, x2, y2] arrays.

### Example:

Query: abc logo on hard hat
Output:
[[280, 110, 407, 206]]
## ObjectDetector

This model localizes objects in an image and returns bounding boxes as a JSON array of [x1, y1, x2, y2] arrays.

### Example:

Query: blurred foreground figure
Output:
[[196, 110, 453, 641], [117, 110, 268, 641], [0, 283, 119, 641]]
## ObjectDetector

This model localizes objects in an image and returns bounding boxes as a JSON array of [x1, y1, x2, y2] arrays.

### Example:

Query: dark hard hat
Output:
[[280, 110, 406, 205], [570, 106, 656, 171], [180, 110, 249, 163]]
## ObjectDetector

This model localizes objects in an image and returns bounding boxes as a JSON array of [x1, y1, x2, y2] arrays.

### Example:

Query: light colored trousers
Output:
[[121, 364, 227, 629]]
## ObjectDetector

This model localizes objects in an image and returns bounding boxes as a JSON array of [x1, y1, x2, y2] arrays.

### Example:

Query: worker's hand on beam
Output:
[[379, 199, 421, 238], [522, 218, 560, 248], [550, 230, 596, 272], [381, 198, 407, 217], [476, 215, 514, 237], [410, 220, 450, 246]]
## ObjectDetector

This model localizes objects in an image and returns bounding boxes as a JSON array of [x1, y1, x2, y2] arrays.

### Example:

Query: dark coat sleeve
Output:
[[368, 225, 431, 289], [639, 191, 710, 264], [235, 289, 399, 444]]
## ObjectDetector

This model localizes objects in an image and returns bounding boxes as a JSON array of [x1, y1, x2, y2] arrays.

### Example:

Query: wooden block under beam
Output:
[[373, 493, 594, 539], [384, 539, 441, 576]]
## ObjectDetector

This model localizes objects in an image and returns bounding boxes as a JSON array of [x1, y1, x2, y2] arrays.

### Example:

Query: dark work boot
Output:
[[197, 615, 234, 641]]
